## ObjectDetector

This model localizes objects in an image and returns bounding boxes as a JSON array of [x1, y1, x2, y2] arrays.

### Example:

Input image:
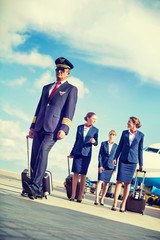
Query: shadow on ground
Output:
[[0, 193, 159, 240]]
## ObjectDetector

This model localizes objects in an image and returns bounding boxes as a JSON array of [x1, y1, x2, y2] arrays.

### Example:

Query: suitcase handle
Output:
[[132, 169, 146, 198], [137, 169, 146, 174], [26, 135, 31, 177], [67, 156, 73, 176]]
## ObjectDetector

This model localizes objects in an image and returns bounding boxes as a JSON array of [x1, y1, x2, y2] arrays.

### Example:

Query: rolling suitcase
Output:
[[43, 170, 53, 198], [65, 156, 80, 199], [106, 182, 115, 198], [21, 135, 53, 199], [21, 135, 32, 196], [106, 182, 123, 199], [126, 169, 146, 215]]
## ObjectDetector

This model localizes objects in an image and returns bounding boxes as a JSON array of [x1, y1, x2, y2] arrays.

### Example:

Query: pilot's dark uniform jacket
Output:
[[30, 81, 77, 135], [25, 57, 78, 198]]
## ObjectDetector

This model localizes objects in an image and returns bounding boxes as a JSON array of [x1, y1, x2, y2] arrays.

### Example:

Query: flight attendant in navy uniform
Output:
[[94, 130, 118, 205], [24, 57, 78, 199], [111, 116, 144, 212], [69, 112, 98, 202]]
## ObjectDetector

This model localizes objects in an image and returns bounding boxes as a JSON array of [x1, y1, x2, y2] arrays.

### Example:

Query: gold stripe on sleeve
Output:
[[62, 118, 72, 127], [32, 116, 37, 123]]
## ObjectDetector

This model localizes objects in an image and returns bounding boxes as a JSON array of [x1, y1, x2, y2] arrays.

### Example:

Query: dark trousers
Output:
[[30, 129, 56, 187]]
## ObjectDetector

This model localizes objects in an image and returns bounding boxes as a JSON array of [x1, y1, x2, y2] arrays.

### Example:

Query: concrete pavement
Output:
[[0, 169, 159, 240]]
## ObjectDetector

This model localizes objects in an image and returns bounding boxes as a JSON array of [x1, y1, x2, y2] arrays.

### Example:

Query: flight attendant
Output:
[[111, 116, 144, 212], [69, 112, 98, 202], [94, 130, 118, 205]]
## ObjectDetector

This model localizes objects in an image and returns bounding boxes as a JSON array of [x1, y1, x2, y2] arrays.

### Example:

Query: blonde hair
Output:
[[109, 130, 116, 136]]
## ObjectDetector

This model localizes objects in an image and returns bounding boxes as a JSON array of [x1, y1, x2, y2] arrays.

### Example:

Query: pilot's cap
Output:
[[55, 57, 74, 69]]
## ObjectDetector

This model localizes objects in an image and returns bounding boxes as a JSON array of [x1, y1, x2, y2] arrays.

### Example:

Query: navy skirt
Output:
[[117, 161, 137, 184], [98, 168, 113, 183], [72, 154, 91, 175]]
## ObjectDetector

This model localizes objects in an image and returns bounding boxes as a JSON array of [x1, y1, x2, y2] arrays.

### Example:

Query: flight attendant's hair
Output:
[[84, 112, 96, 121], [130, 116, 142, 128]]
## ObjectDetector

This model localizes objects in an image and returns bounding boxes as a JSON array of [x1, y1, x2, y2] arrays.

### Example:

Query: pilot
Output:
[[24, 57, 78, 199]]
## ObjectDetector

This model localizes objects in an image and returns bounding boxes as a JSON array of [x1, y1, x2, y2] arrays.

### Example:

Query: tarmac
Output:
[[0, 169, 159, 240]]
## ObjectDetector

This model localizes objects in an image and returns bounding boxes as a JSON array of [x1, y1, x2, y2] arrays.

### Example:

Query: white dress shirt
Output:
[[83, 125, 90, 140], [129, 129, 136, 145]]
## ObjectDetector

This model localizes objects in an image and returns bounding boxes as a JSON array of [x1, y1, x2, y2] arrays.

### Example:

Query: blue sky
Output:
[[0, 0, 160, 180]]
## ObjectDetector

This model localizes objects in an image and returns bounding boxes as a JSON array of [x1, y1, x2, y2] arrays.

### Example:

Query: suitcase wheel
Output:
[[44, 192, 48, 199]]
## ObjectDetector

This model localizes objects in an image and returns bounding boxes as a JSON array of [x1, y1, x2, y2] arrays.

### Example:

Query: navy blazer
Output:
[[114, 130, 144, 166], [98, 141, 118, 170], [70, 124, 98, 157], [30, 81, 78, 135]]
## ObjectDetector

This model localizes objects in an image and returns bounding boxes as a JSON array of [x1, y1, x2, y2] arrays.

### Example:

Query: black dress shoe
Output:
[[77, 199, 82, 203], [23, 182, 36, 199], [111, 206, 117, 211], [94, 202, 98, 205], [23, 182, 43, 199], [119, 203, 126, 212], [99, 198, 104, 206], [31, 184, 43, 199], [21, 191, 28, 197], [28, 193, 35, 200], [69, 198, 75, 201], [119, 209, 126, 213]]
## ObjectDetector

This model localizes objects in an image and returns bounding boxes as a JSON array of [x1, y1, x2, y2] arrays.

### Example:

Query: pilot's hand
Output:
[[90, 138, 96, 144], [113, 160, 117, 166], [139, 165, 143, 171], [57, 130, 65, 140], [68, 155, 74, 158], [29, 129, 34, 139]]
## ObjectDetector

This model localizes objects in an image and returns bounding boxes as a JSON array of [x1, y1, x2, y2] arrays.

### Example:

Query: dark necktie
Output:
[[48, 81, 61, 99]]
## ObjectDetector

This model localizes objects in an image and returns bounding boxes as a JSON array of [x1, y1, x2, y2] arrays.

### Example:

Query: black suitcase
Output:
[[126, 169, 146, 215], [43, 170, 53, 198], [106, 182, 124, 199], [65, 156, 80, 199], [21, 136, 32, 196], [21, 135, 53, 199]]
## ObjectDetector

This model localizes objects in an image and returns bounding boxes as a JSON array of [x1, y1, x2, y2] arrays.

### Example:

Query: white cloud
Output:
[[68, 76, 90, 99], [0, 120, 26, 161], [7, 77, 27, 87], [0, 1, 54, 68], [1, 48, 54, 68], [10, 50, 54, 68], [0, 119, 26, 140], [2, 103, 31, 122], [34, 71, 89, 98], [0, 0, 160, 83], [34, 71, 53, 89]]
